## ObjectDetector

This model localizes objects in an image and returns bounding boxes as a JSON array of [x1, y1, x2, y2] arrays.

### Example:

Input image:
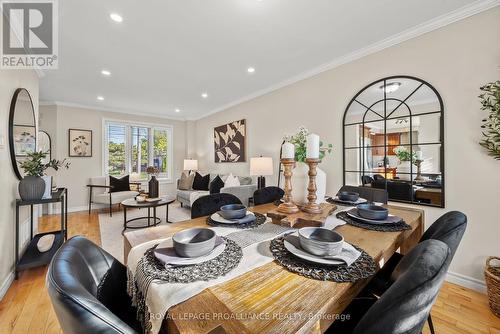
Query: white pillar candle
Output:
[[306, 133, 320, 159], [282, 142, 295, 159], [416, 151, 423, 160]]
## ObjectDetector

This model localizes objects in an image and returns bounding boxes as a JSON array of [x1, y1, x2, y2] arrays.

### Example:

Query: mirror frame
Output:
[[342, 75, 445, 208], [9, 88, 36, 180], [38, 130, 52, 163]]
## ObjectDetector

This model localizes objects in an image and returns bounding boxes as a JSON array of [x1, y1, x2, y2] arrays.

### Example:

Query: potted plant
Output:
[[146, 166, 160, 198], [18, 151, 70, 201], [393, 146, 417, 180], [285, 126, 333, 205]]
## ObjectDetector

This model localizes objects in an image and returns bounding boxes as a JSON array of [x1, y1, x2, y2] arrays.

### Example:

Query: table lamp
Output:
[[183, 159, 198, 174], [250, 157, 273, 189]]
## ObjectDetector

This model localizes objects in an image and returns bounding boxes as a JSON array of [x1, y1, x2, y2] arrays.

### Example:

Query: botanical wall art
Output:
[[68, 129, 92, 157], [479, 80, 500, 160], [13, 125, 36, 156], [214, 119, 246, 162]]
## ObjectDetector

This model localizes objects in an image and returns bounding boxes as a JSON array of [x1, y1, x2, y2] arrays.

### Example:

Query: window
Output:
[[104, 121, 173, 181]]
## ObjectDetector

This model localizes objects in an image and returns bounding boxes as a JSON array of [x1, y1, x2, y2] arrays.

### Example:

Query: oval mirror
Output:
[[9, 88, 36, 180], [38, 130, 51, 164]]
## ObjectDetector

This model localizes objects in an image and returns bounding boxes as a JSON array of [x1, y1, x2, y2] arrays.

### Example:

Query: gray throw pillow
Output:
[[238, 176, 253, 185], [178, 172, 194, 190]]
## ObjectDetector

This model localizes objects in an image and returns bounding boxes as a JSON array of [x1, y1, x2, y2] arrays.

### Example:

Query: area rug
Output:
[[98, 201, 191, 263]]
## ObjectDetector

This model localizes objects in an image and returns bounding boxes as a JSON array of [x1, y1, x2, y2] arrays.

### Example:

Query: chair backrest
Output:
[[420, 211, 467, 258], [89, 176, 108, 196], [47, 236, 140, 334], [354, 239, 451, 334], [191, 193, 242, 219], [373, 174, 385, 181], [361, 175, 374, 185], [338, 185, 388, 204], [253, 186, 284, 206]]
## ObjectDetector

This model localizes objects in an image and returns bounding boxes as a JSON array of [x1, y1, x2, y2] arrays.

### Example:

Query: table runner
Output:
[[126, 205, 353, 334]]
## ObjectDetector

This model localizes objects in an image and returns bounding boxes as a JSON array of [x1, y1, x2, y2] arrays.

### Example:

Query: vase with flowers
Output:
[[146, 166, 160, 198], [19, 151, 70, 200], [393, 146, 417, 180], [284, 126, 333, 205]]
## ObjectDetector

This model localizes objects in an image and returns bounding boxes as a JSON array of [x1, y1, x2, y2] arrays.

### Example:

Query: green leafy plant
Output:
[[285, 126, 333, 162], [393, 146, 417, 163], [19, 151, 70, 177], [479, 80, 500, 160]]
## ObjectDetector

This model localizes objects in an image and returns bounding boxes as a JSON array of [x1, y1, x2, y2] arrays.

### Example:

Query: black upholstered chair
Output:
[[361, 175, 374, 186], [47, 236, 141, 334], [191, 193, 242, 219], [253, 186, 284, 206], [338, 185, 388, 204], [373, 174, 385, 181], [328, 239, 451, 334]]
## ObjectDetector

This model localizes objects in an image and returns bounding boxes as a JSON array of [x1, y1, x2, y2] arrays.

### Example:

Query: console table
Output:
[[15, 188, 68, 279]]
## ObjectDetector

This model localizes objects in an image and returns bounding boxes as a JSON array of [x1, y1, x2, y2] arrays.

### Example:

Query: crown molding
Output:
[[194, 0, 500, 121], [39, 100, 187, 121]]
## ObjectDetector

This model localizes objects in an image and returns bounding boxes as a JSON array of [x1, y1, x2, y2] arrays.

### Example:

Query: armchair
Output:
[[87, 176, 140, 216]]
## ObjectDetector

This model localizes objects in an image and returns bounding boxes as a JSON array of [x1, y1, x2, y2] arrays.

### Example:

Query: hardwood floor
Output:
[[0, 211, 498, 334]]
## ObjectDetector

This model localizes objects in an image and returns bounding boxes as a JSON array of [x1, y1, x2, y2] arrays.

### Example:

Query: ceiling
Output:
[[40, 0, 483, 120]]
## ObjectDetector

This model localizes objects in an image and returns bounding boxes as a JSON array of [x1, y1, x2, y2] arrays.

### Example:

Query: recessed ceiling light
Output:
[[175, 108, 180, 113], [201, 93, 208, 99], [101, 69, 111, 76], [247, 67, 255, 73], [97, 96, 104, 101], [380, 82, 401, 93], [109, 13, 123, 23]]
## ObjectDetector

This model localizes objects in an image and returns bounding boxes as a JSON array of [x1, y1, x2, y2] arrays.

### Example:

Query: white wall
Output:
[[0, 69, 39, 295], [192, 8, 500, 287], [39, 104, 187, 210]]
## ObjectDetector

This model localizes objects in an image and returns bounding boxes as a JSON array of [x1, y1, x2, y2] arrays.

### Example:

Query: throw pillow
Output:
[[209, 175, 225, 194], [238, 176, 253, 185], [224, 173, 240, 187], [178, 172, 194, 190], [192, 172, 210, 190], [109, 175, 130, 193]]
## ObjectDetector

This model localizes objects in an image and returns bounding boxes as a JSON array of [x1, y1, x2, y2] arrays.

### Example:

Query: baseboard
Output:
[[446, 271, 486, 293], [0, 272, 15, 301]]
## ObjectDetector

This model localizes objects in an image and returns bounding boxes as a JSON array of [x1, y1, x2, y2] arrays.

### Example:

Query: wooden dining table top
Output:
[[123, 203, 424, 334]]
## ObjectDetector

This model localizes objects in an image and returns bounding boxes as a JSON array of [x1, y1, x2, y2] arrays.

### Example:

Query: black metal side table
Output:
[[121, 196, 176, 233], [15, 188, 68, 279]]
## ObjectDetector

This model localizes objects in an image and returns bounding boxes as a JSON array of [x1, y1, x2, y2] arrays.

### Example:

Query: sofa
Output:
[[176, 173, 257, 207]]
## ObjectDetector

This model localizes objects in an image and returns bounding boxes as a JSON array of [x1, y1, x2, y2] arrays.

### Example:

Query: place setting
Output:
[[336, 201, 412, 232], [270, 227, 376, 282], [326, 190, 368, 206], [206, 204, 267, 228]]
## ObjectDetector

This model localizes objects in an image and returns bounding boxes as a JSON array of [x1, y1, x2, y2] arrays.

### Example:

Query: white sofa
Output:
[[87, 176, 140, 216]]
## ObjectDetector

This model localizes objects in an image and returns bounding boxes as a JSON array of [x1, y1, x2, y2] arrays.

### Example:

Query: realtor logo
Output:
[[1, 0, 58, 69]]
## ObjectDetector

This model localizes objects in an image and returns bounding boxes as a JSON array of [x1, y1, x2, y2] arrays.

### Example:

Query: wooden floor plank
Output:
[[0, 210, 498, 333]]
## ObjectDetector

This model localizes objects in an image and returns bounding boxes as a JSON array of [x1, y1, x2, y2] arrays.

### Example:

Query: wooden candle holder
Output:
[[302, 158, 322, 214], [277, 158, 299, 214]]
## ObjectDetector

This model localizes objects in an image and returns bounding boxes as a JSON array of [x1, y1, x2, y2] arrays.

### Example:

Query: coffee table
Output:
[[121, 196, 176, 233]]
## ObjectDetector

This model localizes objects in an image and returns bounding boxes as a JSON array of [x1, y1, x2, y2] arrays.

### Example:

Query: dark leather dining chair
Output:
[[47, 236, 141, 334], [191, 193, 242, 219], [338, 185, 388, 204], [361, 175, 374, 186], [328, 239, 451, 334], [253, 186, 284, 206]]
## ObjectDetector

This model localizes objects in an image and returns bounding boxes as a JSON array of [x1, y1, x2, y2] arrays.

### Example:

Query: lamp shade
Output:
[[250, 157, 273, 176], [183, 159, 198, 171]]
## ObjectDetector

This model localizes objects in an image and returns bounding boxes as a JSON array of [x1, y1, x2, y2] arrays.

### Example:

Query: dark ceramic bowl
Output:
[[356, 203, 389, 220], [172, 228, 216, 258], [337, 191, 360, 202], [219, 204, 247, 220], [298, 227, 344, 256]]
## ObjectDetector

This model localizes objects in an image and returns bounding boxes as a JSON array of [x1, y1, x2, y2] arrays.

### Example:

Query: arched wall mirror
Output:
[[343, 76, 445, 207], [38, 130, 52, 164], [9, 88, 37, 180]]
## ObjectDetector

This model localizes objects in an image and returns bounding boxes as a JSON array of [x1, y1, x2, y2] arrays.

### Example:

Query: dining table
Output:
[[124, 202, 424, 334]]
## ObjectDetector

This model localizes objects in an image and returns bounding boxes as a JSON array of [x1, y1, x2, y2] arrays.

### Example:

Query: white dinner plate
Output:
[[154, 236, 225, 266], [210, 211, 255, 224], [346, 208, 401, 225], [283, 234, 343, 266]]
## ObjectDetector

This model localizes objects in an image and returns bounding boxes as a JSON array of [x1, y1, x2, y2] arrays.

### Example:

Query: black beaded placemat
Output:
[[336, 211, 411, 232], [270, 237, 376, 282], [206, 212, 267, 229]]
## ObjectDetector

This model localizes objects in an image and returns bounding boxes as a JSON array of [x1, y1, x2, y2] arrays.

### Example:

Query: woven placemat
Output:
[[139, 237, 242, 283], [270, 237, 376, 282], [336, 211, 411, 232], [207, 212, 267, 229]]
